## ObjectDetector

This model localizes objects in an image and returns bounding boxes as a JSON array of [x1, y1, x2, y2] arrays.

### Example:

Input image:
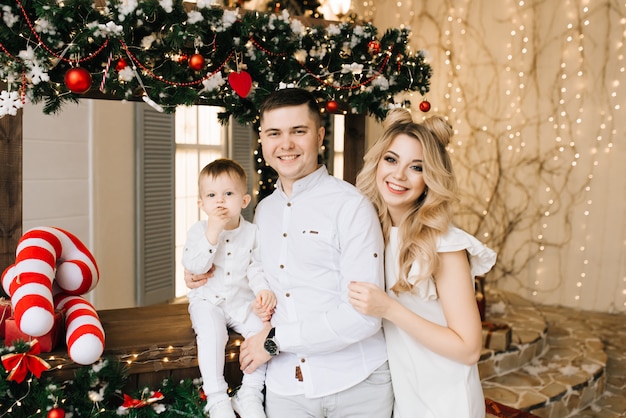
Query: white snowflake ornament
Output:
[[18, 46, 36, 62], [118, 66, 135, 82], [0, 90, 24, 118], [201, 71, 225, 92], [28, 62, 50, 85]]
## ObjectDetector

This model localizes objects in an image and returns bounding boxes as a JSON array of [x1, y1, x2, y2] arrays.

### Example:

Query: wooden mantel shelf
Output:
[[44, 302, 244, 390]]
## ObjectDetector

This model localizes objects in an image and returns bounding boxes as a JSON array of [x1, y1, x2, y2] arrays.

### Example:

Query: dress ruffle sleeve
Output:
[[405, 226, 497, 301]]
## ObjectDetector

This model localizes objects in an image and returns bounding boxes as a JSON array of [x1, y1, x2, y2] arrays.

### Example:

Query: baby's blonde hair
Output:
[[198, 158, 248, 196]]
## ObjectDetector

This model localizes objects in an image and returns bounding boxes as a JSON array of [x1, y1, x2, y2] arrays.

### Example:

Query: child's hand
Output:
[[254, 290, 276, 322], [205, 206, 230, 244]]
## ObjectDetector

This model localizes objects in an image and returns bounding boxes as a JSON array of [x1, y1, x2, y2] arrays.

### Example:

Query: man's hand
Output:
[[183, 265, 216, 289], [239, 322, 273, 374]]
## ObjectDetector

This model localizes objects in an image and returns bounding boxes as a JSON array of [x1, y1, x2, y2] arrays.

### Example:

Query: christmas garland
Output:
[[0, 0, 431, 123], [0, 340, 209, 417]]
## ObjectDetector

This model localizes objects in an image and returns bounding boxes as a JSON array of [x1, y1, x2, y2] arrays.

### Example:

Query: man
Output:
[[238, 88, 393, 417]]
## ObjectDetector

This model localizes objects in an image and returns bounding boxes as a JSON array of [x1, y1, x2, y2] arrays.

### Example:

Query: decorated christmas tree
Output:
[[0, 0, 431, 124]]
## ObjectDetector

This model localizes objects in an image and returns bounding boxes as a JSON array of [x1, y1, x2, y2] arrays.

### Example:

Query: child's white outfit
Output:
[[384, 225, 497, 418], [182, 216, 270, 416]]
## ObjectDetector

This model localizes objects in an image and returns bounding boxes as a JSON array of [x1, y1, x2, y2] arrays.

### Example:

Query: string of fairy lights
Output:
[[44, 339, 244, 371], [359, 0, 626, 310], [557, 0, 588, 302]]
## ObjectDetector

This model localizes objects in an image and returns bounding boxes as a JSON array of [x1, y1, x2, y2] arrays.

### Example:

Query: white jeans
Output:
[[188, 295, 266, 397], [265, 362, 393, 418]]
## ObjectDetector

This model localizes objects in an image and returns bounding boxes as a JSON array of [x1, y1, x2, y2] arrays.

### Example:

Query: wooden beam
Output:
[[0, 82, 22, 276], [342, 114, 365, 185]]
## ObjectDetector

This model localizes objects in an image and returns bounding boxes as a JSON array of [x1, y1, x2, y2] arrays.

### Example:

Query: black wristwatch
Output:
[[263, 327, 279, 356]]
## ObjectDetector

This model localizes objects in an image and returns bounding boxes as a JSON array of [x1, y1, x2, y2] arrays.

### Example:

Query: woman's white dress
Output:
[[384, 226, 497, 418]]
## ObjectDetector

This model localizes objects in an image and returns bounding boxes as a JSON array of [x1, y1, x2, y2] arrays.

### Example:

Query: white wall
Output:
[[23, 101, 92, 239], [23, 99, 135, 310], [90, 100, 135, 309]]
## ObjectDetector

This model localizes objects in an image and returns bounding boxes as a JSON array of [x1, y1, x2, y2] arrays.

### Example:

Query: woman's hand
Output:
[[348, 281, 394, 318]]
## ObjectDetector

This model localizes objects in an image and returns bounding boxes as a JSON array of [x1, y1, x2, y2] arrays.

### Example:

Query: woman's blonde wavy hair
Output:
[[356, 108, 457, 293]]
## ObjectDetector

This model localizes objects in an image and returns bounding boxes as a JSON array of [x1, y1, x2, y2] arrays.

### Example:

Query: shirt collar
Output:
[[221, 215, 245, 237], [277, 165, 327, 199]]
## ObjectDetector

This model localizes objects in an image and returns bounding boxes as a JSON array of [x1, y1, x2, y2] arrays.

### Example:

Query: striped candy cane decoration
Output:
[[1, 227, 99, 338], [54, 293, 105, 365]]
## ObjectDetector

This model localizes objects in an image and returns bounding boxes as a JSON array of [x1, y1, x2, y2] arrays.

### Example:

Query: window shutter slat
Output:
[[136, 103, 175, 306], [228, 119, 255, 221]]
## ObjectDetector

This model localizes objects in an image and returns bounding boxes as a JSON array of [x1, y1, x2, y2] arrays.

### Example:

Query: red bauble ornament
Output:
[[115, 58, 128, 72], [64, 67, 92, 94], [326, 100, 339, 113], [48, 407, 66, 418], [228, 70, 253, 98], [368, 40, 381, 55], [419, 100, 431, 112], [188, 53, 205, 71]]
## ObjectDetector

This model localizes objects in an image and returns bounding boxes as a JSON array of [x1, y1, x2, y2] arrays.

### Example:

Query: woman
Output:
[[349, 109, 496, 417]]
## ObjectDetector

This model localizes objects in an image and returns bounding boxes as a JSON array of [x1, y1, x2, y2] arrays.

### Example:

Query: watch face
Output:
[[264, 338, 278, 356]]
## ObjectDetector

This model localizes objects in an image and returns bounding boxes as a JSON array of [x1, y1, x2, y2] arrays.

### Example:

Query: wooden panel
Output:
[[343, 114, 366, 185], [44, 302, 244, 391], [0, 82, 22, 276]]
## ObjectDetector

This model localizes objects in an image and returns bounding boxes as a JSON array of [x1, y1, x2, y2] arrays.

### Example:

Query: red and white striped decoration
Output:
[[54, 293, 105, 365], [1, 227, 104, 364]]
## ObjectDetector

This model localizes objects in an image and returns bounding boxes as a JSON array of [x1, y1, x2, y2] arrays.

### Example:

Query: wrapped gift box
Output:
[[482, 322, 512, 352], [4, 311, 65, 352], [0, 298, 11, 338]]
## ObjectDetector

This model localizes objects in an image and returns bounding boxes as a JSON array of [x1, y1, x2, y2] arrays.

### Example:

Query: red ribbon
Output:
[[120, 391, 164, 409], [1, 339, 51, 383]]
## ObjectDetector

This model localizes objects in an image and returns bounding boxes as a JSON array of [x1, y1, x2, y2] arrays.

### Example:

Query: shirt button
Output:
[[280, 264, 285, 269], [283, 233, 287, 237], [227, 252, 231, 256], [285, 292, 290, 297], [227, 272, 231, 276], [287, 202, 292, 207], [209, 249, 214, 253], [373, 253, 378, 258], [226, 239, 230, 243], [300, 358, 306, 363]]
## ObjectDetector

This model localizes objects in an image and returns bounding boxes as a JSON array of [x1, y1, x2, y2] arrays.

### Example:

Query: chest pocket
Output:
[[294, 228, 339, 269]]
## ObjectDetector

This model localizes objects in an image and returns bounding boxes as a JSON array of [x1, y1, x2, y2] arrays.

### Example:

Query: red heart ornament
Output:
[[228, 70, 252, 98]]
